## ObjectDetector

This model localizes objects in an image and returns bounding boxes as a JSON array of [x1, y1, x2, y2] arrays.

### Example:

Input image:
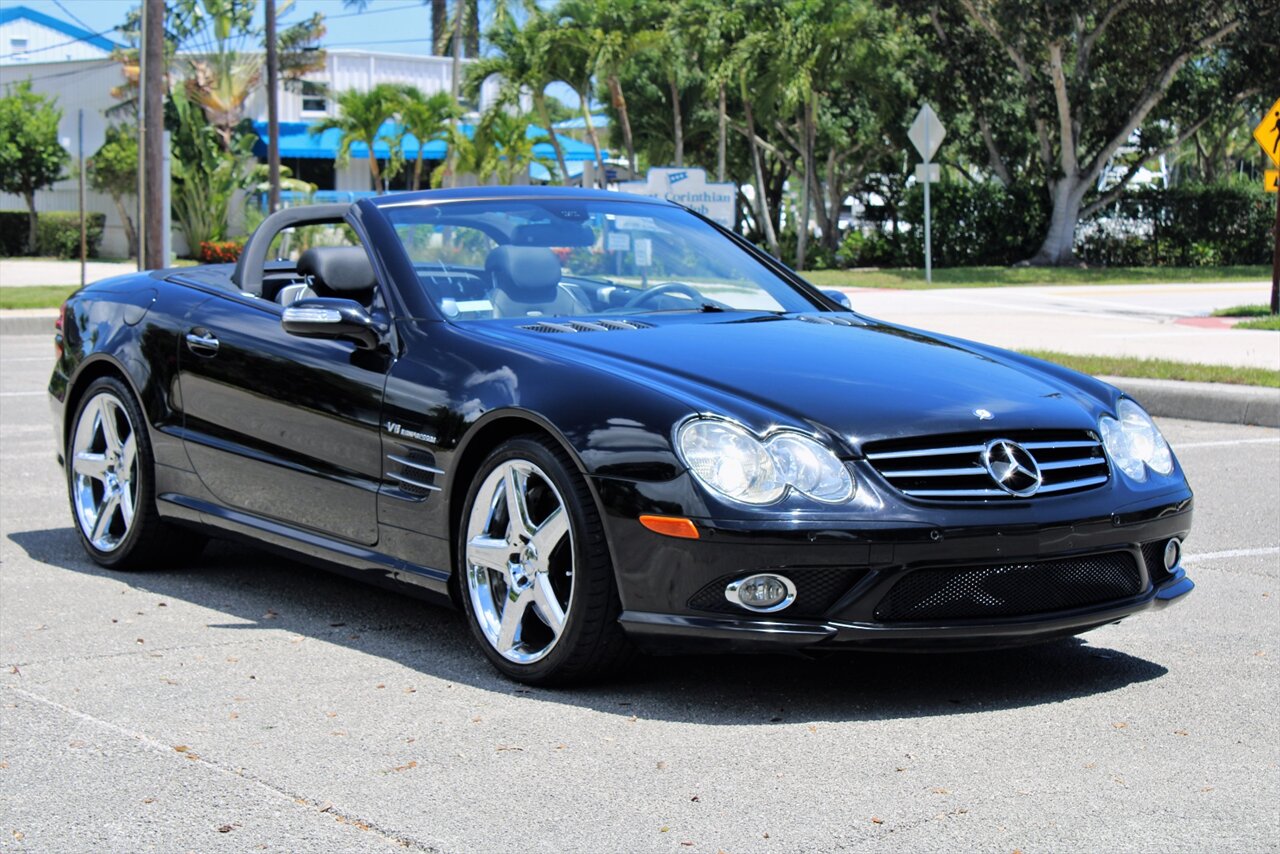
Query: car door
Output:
[[177, 291, 390, 545]]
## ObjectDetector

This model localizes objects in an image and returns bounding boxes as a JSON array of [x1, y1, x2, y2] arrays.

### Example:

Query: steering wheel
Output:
[[623, 282, 714, 309]]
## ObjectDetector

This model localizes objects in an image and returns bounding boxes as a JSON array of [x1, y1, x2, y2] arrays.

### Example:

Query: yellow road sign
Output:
[[1255, 96, 1280, 167], [1266, 169, 1279, 193]]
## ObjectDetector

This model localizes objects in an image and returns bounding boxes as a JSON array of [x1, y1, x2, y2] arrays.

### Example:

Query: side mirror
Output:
[[281, 297, 382, 350], [821, 288, 852, 309]]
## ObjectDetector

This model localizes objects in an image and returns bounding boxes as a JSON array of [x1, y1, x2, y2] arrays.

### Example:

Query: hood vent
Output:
[[796, 314, 863, 327], [520, 319, 654, 334]]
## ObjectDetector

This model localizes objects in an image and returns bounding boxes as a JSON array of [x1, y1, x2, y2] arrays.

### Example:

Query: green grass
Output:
[[806, 265, 1271, 290], [1020, 349, 1280, 388], [0, 285, 78, 310], [1235, 316, 1280, 331], [1211, 304, 1276, 317]]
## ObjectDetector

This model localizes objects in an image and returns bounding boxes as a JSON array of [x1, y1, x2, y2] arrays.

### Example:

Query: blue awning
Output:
[[253, 120, 606, 162]]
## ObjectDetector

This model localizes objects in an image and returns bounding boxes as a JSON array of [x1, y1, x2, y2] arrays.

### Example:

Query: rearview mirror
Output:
[[281, 297, 381, 350]]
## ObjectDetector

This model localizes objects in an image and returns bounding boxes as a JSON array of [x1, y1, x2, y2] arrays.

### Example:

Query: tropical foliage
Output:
[[0, 81, 69, 254], [89, 125, 140, 258]]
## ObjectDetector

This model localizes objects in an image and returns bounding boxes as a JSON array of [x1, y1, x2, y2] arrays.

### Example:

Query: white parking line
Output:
[[1184, 546, 1280, 563], [0, 391, 44, 397], [1174, 438, 1280, 449]]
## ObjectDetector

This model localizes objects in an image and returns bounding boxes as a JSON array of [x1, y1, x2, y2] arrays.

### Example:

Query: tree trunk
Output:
[[112, 194, 138, 258], [607, 76, 637, 176], [668, 75, 683, 168], [23, 191, 37, 255], [741, 89, 778, 257], [716, 81, 726, 183], [412, 154, 423, 191], [431, 0, 447, 54], [1030, 178, 1088, 265], [464, 0, 479, 57], [579, 88, 608, 189], [533, 91, 569, 184], [446, 3, 463, 189], [795, 97, 815, 271], [369, 154, 382, 193]]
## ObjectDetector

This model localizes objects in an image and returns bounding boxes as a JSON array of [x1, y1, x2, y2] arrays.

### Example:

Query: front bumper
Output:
[[620, 566, 1193, 653], [595, 474, 1194, 654]]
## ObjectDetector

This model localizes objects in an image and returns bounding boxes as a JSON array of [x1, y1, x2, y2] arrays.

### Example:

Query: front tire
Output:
[[458, 437, 633, 685], [66, 376, 203, 570]]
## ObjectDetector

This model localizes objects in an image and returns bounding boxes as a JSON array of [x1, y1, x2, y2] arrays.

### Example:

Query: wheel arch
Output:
[[61, 355, 144, 453], [445, 408, 601, 605]]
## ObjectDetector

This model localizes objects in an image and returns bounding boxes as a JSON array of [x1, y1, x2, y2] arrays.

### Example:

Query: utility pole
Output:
[[446, 1, 463, 189], [136, 0, 146, 270], [78, 108, 85, 288], [265, 0, 281, 213], [142, 0, 164, 269]]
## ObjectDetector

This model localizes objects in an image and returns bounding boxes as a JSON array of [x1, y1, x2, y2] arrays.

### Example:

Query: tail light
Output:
[[54, 301, 66, 359]]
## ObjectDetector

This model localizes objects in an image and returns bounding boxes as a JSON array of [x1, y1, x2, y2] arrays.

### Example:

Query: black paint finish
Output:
[[48, 187, 1195, 653]]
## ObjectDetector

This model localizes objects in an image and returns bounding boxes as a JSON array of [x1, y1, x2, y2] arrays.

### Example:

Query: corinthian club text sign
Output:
[[619, 168, 737, 229]]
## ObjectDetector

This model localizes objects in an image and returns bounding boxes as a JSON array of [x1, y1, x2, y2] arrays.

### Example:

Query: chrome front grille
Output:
[[863, 430, 1109, 501]]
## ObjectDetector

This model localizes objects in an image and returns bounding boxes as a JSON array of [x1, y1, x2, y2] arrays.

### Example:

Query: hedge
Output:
[[0, 211, 28, 255], [835, 182, 1271, 268], [0, 209, 105, 258]]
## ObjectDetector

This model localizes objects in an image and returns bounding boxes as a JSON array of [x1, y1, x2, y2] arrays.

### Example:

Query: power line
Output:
[[324, 2, 428, 22], [51, 0, 97, 36]]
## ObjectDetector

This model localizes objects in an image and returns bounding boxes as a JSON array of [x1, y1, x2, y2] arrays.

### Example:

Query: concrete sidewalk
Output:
[[0, 258, 137, 287]]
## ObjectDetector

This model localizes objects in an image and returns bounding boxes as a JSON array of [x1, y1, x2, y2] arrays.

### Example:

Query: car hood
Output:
[[489, 314, 1112, 449]]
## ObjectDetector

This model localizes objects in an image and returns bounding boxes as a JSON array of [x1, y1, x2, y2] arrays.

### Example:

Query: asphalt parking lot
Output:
[[2, 330, 1277, 853]]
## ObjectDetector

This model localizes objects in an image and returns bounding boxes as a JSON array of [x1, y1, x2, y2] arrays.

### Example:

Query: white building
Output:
[[0, 5, 499, 258]]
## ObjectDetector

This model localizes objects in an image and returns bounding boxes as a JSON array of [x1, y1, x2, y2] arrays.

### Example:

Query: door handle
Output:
[[185, 330, 220, 356]]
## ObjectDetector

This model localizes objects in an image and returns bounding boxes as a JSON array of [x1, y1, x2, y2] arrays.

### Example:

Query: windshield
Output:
[[381, 198, 818, 320]]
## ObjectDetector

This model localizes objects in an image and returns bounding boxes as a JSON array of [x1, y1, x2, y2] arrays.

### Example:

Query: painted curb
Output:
[[1102, 376, 1280, 429], [0, 311, 56, 337]]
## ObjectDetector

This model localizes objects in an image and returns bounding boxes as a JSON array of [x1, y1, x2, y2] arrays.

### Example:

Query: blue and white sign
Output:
[[619, 167, 736, 229]]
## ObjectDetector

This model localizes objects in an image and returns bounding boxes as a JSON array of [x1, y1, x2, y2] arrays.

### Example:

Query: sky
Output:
[[8, 0, 585, 104]]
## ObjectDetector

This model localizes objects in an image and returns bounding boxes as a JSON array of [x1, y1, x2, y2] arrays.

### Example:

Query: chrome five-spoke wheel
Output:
[[71, 390, 137, 552], [465, 458, 574, 664]]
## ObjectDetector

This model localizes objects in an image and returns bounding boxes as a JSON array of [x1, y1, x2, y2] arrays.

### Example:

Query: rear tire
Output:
[[66, 376, 205, 570], [457, 436, 634, 685]]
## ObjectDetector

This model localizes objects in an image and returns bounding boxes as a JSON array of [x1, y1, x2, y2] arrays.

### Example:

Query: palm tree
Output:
[[555, 0, 659, 177], [396, 87, 460, 190], [311, 84, 405, 192], [465, 7, 571, 182], [433, 108, 552, 187], [540, 9, 608, 187]]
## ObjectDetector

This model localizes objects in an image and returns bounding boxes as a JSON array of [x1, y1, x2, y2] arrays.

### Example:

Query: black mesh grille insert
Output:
[[688, 567, 867, 618], [874, 552, 1142, 622], [1141, 540, 1171, 583]]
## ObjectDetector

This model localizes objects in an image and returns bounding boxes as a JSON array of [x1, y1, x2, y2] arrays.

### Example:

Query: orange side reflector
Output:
[[638, 515, 699, 540]]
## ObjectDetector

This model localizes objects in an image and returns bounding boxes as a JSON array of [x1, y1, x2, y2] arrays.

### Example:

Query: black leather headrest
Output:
[[297, 247, 376, 293], [485, 246, 561, 298]]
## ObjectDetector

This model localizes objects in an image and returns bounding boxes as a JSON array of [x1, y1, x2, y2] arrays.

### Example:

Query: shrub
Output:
[[33, 211, 105, 259], [0, 210, 27, 255], [897, 182, 1050, 267], [198, 240, 244, 263], [1080, 185, 1272, 266]]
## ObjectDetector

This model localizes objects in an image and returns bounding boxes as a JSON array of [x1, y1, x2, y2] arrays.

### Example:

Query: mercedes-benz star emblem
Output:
[[981, 439, 1043, 497], [973, 408, 994, 420]]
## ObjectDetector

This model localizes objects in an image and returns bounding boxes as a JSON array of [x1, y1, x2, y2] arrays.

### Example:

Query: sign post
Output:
[[1252, 96, 1280, 314], [908, 104, 945, 283]]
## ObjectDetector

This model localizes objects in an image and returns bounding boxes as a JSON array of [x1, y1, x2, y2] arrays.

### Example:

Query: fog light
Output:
[[725, 573, 796, 613], [1163, 538, 1182, 570]]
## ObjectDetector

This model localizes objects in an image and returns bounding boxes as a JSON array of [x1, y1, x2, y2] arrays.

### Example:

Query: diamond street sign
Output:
[[909, 104, 945, 162], [1253, 96, 1280, 168]]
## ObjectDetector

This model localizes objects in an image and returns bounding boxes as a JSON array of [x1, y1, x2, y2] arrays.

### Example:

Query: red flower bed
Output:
[[199, 240, 244, 264]]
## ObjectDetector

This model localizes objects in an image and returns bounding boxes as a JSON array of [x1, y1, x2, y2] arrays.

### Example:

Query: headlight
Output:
[[1099, 399, 1174, 482], [677, 418, 855, 505]]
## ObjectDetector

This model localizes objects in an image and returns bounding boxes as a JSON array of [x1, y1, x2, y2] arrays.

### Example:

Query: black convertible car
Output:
[[49, 187, 1194, 684]]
